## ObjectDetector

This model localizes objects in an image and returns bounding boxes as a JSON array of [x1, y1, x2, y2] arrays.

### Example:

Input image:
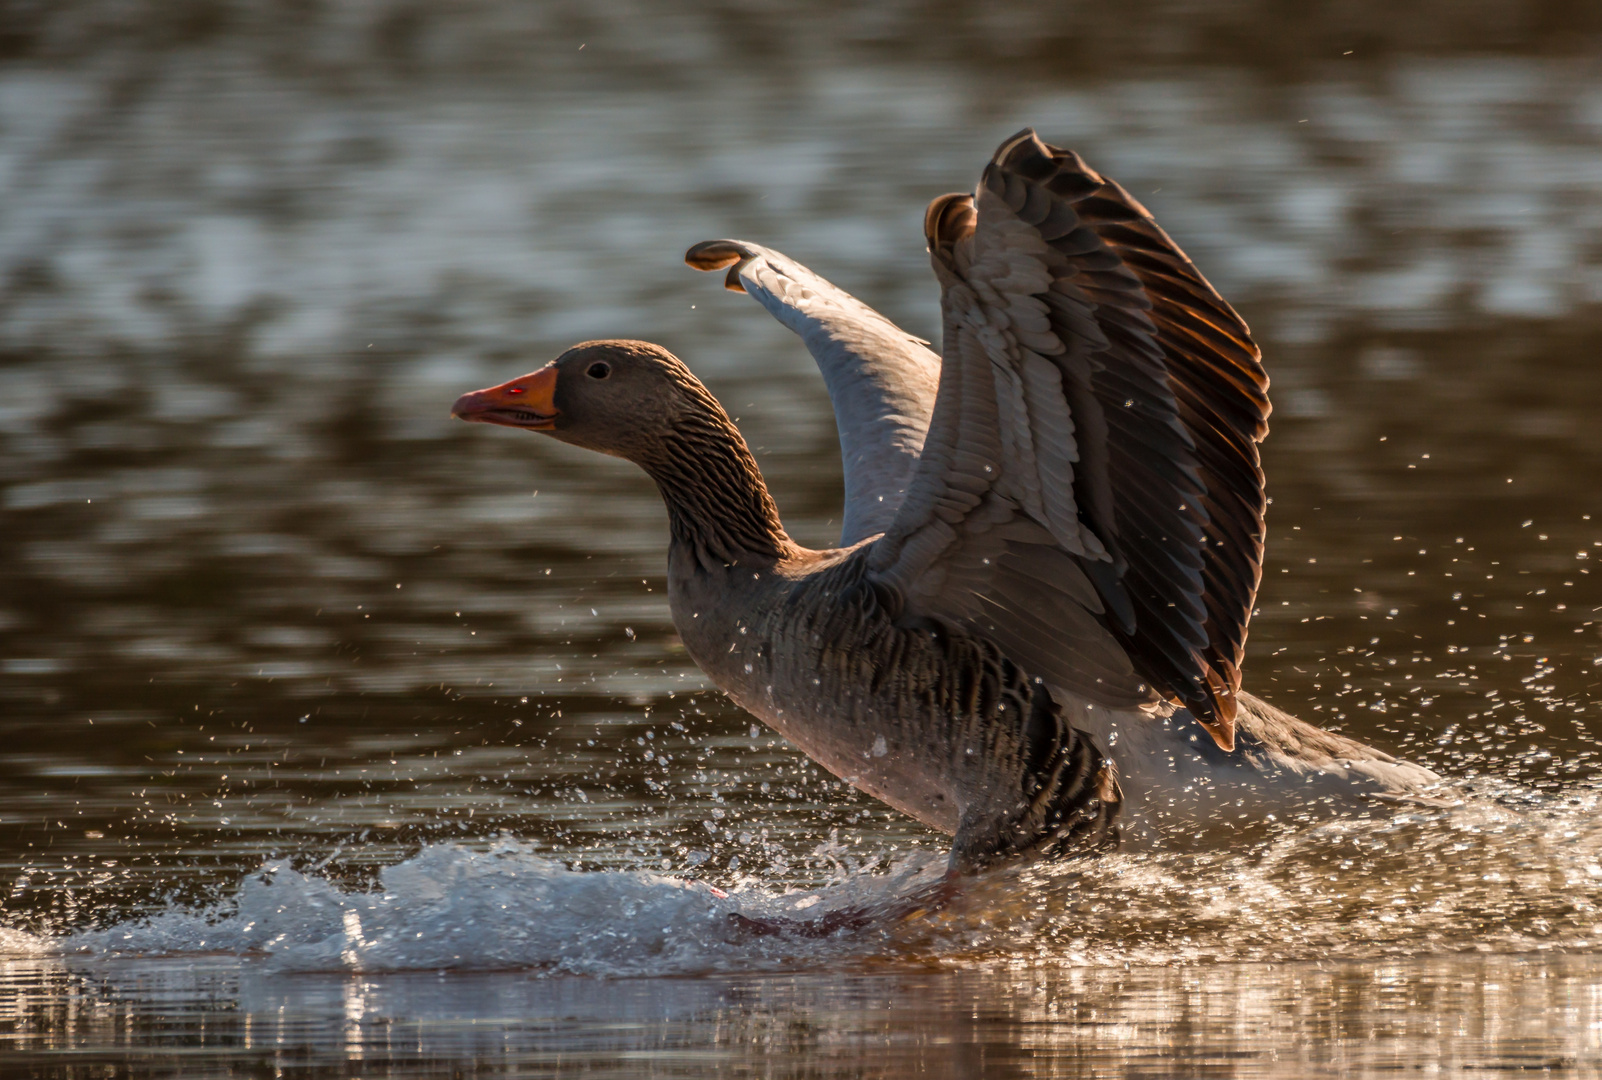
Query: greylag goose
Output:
[[454, 131, 1439, 870]]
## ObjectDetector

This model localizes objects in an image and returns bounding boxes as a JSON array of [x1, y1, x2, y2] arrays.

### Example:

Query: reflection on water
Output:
[[3, 953, 1601, 1077], [2, 0, 1602, 1074]]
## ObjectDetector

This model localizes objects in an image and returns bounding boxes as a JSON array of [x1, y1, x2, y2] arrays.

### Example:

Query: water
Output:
[[6, 952, 1597, 1078], [2, 2, 1602, 1074]]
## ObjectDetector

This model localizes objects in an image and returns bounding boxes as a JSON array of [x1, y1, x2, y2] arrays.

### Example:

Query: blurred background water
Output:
[[2, 1, 1601, 1075]]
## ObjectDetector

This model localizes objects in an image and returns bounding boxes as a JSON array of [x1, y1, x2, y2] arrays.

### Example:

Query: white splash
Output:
[[58, 842, 947, 976]]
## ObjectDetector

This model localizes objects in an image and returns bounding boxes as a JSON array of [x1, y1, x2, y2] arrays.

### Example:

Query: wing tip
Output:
[[686, 239, 759, 293], [684, 239, 757, 272], [938, 132, 1093, 246], [1199, 715, 1236, 752], [1198, 667, 1239, 751], [990, 128, 1104, 195], [993, 127, 1045, 163]]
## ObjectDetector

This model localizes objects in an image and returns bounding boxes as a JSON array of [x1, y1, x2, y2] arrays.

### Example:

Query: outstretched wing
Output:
[[867, 130, 1270, 749], [687, 240, 941, 546]]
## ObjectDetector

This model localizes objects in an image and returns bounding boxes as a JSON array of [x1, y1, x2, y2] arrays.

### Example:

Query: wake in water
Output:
[[13, 783, 1602, 976]]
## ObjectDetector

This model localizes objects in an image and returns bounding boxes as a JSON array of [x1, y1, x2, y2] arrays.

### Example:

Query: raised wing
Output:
[[686, 240, 941, 546], [867, 130, 1270, 750]]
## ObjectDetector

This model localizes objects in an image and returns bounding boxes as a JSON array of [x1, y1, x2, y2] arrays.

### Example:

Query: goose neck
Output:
[[644, 410, 795, 570]]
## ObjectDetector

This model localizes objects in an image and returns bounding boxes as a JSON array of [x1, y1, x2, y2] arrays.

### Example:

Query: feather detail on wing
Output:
[[867, 130, 1270, 750]]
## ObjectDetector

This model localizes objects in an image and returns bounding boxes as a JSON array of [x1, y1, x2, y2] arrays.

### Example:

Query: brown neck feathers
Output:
[[639, 379, 794, 569]]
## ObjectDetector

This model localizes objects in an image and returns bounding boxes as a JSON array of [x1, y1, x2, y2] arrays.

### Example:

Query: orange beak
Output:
[[451, 365, 559, 430]]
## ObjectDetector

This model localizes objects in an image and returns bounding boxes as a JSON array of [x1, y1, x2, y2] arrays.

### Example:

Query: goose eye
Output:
[[586, 362, 611, 380]]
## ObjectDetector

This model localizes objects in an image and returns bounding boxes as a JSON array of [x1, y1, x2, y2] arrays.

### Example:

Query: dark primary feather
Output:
[[873, 128, 1269, 748]]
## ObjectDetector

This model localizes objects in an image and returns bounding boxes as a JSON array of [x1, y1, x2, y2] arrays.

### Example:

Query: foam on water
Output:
[[52, 841, 949, 976], [14, 786, 1602, 977]]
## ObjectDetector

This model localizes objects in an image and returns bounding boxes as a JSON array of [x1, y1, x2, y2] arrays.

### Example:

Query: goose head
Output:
[[453, 338, 792, 562], [451, 339, 706, 462]]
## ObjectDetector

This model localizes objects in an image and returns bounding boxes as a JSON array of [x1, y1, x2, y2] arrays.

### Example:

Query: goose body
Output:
[[672, 541, 1123, 866], [455, 131, 1441, 870]]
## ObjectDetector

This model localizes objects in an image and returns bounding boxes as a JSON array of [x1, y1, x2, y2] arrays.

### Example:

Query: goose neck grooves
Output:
[[642, 405, 795, 570]]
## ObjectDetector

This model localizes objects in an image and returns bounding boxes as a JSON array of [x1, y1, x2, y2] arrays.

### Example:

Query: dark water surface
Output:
[[3, 2, 1602, 1075]]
